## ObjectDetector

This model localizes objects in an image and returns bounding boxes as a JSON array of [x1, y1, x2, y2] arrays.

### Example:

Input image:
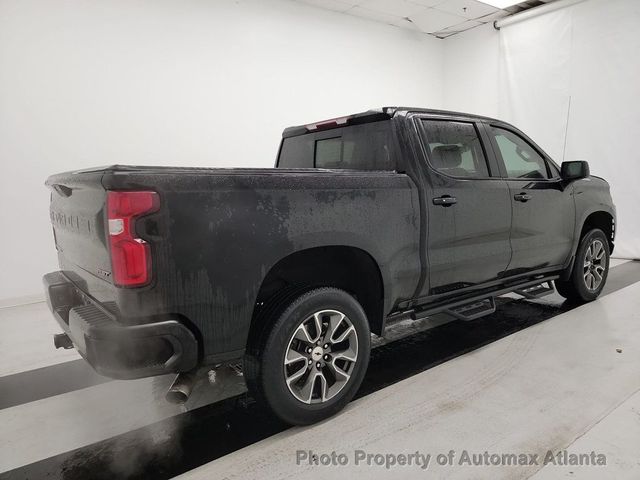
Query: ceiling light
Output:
[[479, 0, 523, 8]]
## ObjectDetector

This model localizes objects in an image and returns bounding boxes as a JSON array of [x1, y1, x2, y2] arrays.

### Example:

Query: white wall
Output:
[[444, 0, 640, 259], [0, 0, 444, 304], [443, 22, 500, 119], [3, 0, 637, 304]]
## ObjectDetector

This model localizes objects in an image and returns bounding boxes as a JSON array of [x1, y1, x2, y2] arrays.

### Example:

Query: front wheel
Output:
[[555, 228, 610, 303], [244, 287, 370, 425]]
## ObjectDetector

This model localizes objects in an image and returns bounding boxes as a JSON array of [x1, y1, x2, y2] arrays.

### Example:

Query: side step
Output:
[[514, 281, 555, 299], [382, 274, 560, 333], [444, 297, 496, 321]]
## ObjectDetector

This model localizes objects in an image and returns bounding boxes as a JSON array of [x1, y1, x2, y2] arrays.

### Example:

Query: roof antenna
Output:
[[562, 95, 572, 161]]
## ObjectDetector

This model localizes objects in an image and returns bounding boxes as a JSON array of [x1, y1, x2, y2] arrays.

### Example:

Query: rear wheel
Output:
[[244, 287, 370, 425], [555, 228, 610, 303]]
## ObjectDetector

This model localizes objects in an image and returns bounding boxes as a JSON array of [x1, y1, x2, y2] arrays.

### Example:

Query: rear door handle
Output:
[[432, 195, 457, 207], [514, 193, 532, 202]]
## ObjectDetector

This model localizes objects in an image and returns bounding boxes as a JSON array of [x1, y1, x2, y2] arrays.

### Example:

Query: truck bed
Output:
[[46, 165, 420, 372]]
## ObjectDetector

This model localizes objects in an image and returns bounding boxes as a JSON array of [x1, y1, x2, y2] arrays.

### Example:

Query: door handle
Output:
[[432, 195, 457, 207], [514, 193, 532, 202]]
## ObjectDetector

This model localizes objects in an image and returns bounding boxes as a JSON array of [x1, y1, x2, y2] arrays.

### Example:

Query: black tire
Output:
[[555, 228, 610, 303], [244, 287, 370, 425]]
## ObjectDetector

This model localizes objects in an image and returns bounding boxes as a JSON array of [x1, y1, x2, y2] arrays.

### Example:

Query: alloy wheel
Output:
[[583, 239, 606, 291], [283, 309, 358, 404]]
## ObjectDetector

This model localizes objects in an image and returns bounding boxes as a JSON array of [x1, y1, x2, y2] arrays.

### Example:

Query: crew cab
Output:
[[44, 107, 616, 425]]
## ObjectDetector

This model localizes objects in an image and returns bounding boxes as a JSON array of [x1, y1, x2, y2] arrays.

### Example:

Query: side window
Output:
[[490, 127, 549, 179], [421, 120, 490, 178]]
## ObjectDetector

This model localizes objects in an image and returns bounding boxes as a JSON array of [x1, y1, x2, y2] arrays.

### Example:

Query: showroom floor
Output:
[[1, 259, 638, 479]]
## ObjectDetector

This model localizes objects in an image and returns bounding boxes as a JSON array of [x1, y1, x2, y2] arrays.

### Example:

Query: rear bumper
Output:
[[43, 271, 198, 379]]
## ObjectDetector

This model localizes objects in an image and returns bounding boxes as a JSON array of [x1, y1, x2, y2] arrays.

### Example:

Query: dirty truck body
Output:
[[44, 107, 615, 424]]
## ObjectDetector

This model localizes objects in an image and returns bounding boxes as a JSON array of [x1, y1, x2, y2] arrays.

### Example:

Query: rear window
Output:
[[278, 121, 394, 170]]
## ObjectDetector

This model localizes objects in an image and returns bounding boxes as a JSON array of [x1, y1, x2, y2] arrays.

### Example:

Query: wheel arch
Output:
[[562, 209, 615, 280], [246, 246, 385, 352], [580, 210, 615, 252]]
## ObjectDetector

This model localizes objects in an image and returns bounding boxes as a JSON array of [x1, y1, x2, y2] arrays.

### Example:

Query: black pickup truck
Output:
[[44, 107, 616, 425]]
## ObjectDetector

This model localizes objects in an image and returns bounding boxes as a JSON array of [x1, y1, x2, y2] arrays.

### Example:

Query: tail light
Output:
[[107, 191, 159, 287]]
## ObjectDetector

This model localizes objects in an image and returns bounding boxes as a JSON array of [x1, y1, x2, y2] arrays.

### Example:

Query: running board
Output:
[[444, 297, 496, 321], [382, 274, 560, 333], [514, 281, 555, 299]]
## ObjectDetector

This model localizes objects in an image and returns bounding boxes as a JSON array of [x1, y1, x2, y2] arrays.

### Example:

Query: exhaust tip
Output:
[[165, 372, 196, 404], [165, 389, 189, 404], [54, 333, 74, 350]]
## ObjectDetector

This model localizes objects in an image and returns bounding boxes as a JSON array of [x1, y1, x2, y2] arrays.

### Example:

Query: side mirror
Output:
[[561, 161, 590, 181]]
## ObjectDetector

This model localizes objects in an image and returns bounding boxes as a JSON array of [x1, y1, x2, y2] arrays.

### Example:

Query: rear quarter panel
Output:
[[102, 168, 420, 360]]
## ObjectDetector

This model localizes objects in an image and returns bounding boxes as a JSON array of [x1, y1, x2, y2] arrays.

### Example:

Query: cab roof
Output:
[[281, 107, 503, 138]]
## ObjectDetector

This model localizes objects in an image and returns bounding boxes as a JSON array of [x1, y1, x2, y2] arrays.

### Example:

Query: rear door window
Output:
[[420, 120, 491, 178]]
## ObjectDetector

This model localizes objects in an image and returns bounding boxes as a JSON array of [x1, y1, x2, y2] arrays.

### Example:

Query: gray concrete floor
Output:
[[0, 258, 637, 478], [177, 277, 640, 480]]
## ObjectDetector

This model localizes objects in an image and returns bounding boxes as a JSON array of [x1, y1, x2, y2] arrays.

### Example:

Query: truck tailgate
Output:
[[46, 169, 112, 292]]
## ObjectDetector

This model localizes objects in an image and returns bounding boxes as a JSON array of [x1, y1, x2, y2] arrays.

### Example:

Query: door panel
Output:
[[505, 180, 574, 272], [427, 178, 513, 293], [417, 119, 512, 296], [486, 124, 574, 273]]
